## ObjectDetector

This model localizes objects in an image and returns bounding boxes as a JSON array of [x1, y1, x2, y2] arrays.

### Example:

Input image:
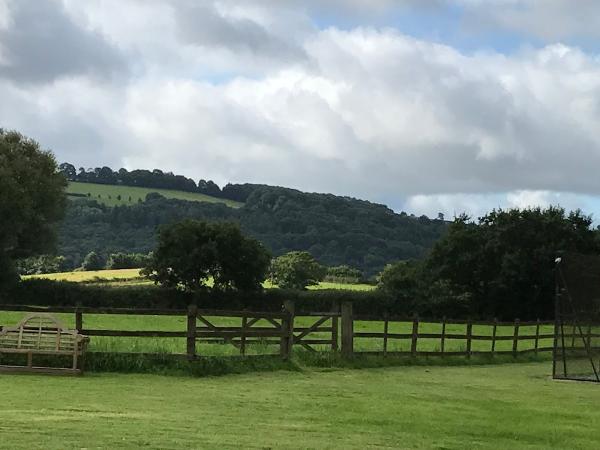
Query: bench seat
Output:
[[0, 313, 89, 375]]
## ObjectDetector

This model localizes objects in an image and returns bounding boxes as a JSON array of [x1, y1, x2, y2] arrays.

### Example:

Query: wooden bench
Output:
[[0, 313, 89, 375]]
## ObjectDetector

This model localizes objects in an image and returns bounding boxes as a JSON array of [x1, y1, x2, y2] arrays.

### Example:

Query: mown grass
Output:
[[23, 268, 377, 291], [67, 181, 243, 208], [0, 362, 598, 449]]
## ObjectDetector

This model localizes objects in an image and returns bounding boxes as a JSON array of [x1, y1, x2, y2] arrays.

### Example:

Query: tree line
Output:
[[377, 208, 600, 319], [59, 163, 262, 202]]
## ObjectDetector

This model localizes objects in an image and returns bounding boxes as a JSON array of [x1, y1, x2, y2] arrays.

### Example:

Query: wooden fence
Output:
[[0, 303, 556, 360]]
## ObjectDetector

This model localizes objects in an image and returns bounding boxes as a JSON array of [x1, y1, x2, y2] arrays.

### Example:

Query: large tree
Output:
[[422, 208, 600, 319], [0, 130, 67, 285], [143, 220, 271, 291]]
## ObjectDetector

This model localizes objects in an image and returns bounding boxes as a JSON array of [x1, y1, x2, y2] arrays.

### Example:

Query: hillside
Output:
[[58, 184, 448, 276], [66, 181, 243, 208]]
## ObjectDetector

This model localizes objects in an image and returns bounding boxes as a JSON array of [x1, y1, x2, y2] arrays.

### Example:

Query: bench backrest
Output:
[[0, 313, 85, 352]]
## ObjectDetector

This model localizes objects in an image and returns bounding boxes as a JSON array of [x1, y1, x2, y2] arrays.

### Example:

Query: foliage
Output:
[[377, 261, 422, 312], [270, 251, 326, 290], [16, 255, 68, 275], [0, 130, 67, 287], [325, 265, 363, 283], [0, 278, 387, 315], [81, 251, 104, 271], [62, 163, 199, 193], [422, 207, 600, 319], [106, 252, 151, 269], [57, 185, 447, 275], [142, 220, 271, 292], [61, 163, 262, 202]]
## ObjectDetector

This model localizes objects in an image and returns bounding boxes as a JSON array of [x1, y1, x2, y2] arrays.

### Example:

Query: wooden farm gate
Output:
[[292, 313, 339, 352], [188, 306, 293, 358]]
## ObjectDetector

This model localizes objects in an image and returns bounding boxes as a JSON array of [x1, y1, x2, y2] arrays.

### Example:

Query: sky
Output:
[[1, 0, 600, 220]]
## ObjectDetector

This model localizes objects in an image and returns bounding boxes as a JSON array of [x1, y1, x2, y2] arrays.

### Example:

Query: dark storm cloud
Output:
[[0, 0, 127, 84]]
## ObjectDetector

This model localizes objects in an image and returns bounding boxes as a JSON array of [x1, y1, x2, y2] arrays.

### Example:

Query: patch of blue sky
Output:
[[311, 4, 600, 55]]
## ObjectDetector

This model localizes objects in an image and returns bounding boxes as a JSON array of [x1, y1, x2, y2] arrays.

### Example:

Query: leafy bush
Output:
[[270, 251, 326, 290], [16, 255, 68, 275], [0, 279, 391, 315], [81, 251, 104, 271], [325, 265, 363, 283], [106, 252, 151, 270]]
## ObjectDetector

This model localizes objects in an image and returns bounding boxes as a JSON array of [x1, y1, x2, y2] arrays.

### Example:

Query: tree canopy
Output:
[[378, 207, 600, 320], [270, 251, 326, 290], [0, 130, 66, 285], [57, 186, 447, 275], [143, 220, 271, 292]]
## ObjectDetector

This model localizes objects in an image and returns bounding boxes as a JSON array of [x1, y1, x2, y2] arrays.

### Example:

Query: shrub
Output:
[[81, 251, 104, 271], [106, 252, 151, 270], [270, 251, 326, 290]]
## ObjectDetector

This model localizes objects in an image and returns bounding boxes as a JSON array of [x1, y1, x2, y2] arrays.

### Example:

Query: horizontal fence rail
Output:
[[0, 303, 556, 360]]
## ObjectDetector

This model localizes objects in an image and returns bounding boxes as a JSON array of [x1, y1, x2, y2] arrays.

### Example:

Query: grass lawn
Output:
[[0, 362, 598, 449], [66, 181, 243, 208]]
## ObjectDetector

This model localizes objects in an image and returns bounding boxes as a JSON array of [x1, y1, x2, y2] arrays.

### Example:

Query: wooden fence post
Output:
[[341, 302, 354, 357], [411, 315, 419, 357], [491, 318, 497, 355], [466, 320, 473, 359], [280, 300, 295, 360], [331, 314, 339, 352], [535, 319, 540, 355], [383, 314, 389, 357], [240, 316, 248, 356], [512, 318, 520, 357], [75, 304, 83, 334], [186, 304, 197, 361], [440, 317, 446, 356]]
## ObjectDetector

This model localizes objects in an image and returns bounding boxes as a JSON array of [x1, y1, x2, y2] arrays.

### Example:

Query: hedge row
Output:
[[0, 279, 397, 315]]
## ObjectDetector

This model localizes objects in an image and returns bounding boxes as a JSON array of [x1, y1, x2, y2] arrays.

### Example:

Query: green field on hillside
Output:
[[66, 181, 243, 208], [24, 268, 376, 291], [0, 362, 598, 449]]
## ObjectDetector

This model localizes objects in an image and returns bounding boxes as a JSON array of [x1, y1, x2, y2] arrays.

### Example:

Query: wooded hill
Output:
[[58, 182, 448, 277]]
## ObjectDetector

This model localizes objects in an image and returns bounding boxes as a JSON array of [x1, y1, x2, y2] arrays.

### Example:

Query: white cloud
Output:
[[1, 0, 600, 218]]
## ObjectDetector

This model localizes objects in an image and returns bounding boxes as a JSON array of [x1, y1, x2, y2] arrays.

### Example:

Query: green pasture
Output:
[[0, 362, 598, 449], [24, 268, 143, 282], [0, 311, 554, 357], [66, 181, 243, 208], [24, 268, 376, 291]]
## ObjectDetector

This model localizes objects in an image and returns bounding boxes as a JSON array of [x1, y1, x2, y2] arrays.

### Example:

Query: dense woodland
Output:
[[58, 185, 448, 276]]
